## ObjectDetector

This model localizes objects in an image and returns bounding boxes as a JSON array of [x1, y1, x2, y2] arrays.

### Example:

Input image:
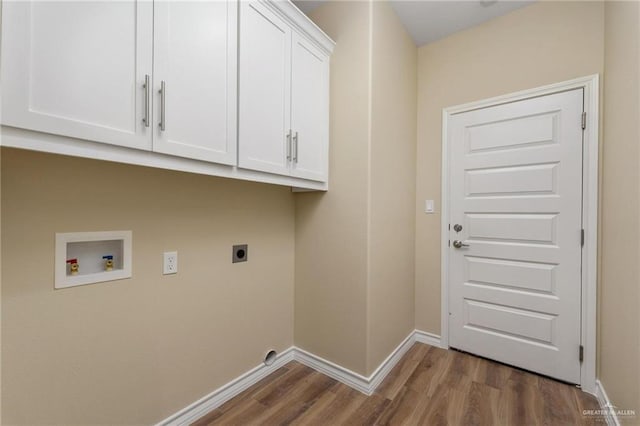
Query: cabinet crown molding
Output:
[[261, 0, 335, 55]]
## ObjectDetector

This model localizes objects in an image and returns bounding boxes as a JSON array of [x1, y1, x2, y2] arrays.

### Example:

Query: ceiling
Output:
[[292, 0, 535, 46]]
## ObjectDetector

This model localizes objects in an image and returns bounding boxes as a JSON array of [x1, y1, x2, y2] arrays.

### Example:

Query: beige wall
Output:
[[1, 3, 4, 421], [1, 148, 295, 424], [368, 0, 417, 373], [415, 0, 605, 333], [600, 1, 640, 414], [0, 145, 2, 422], [296, 0, 417, 376], [294, 0, 371, 374]]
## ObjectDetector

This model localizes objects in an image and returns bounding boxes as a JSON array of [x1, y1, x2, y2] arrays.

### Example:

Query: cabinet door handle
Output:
[[286, 130, 292, 161], [159, 80, 166, 131], [293, 131, 299, 163], [143, 74, 150, 127]]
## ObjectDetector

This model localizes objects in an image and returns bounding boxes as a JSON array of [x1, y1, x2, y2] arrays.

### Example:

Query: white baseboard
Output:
[[414, 329, 443, 348], [157, 329, 442, 425], [156, 347, 295, 426], [294, 347, 371, 394], [367, 331, 417, 391], [295, 330, 416, 395], [594, 379, 621, 426]]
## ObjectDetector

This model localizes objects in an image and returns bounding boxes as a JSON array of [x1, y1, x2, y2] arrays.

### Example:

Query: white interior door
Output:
[[448, 89, 584, 384], [290, 32, 329, 182], [153, 0, 237, 165], [0, 1, 153, 150], [238, 1, 292, 176]]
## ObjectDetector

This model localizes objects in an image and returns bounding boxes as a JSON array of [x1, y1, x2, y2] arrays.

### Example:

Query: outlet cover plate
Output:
[[163, 251, 178, 274]]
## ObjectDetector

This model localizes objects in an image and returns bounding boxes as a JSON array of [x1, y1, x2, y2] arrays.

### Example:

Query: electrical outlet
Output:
[[163, 251, 178, 275]]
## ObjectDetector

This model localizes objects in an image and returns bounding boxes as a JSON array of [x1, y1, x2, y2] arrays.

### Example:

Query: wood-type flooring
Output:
[[193, 343, 602, 426]]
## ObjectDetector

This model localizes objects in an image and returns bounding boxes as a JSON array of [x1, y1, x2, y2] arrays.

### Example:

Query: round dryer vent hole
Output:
[[264, 350, 277, 366]]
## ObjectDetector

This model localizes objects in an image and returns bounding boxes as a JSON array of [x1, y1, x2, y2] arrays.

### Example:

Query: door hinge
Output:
[[579, 345, 584, 362], [581, 229, 585, 247], [581, 112, 586, 130]]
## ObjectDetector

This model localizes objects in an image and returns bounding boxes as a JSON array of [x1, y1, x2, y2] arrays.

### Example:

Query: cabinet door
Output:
[[238, 1, 292, 176], [153, 1, 237, 165], [290, 33, 329, 182], [0, 1, 153, 150]]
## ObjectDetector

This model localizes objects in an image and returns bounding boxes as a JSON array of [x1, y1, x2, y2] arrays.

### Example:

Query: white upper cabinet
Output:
[[1, 0, 334, 190], [238, 1, 332, 182], [1, 1, 153, 150], [153, 1, 237, 165], [238, 1, 292, 176], [290, 33, 329, 181]]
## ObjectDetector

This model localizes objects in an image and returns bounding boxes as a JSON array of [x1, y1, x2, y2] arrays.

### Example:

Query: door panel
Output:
[[448, 89, 584, 384], [1, 1, 153, 150], [466, 163, 558, 196], [153, 0, 237, 165], [290, 32, 329, 182], [464, 299, 556, 344], [466, 112, 558, 153], [238, 1, 291, 176], [466, 256, 556, 294], [465, 213, 557, 244]]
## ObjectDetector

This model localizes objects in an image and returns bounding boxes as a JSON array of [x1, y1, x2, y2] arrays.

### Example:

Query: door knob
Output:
[[453, 240, 469, 249]]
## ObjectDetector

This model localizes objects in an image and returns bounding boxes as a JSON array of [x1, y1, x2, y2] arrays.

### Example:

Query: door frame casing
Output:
[[440, 74, 599, 394]]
